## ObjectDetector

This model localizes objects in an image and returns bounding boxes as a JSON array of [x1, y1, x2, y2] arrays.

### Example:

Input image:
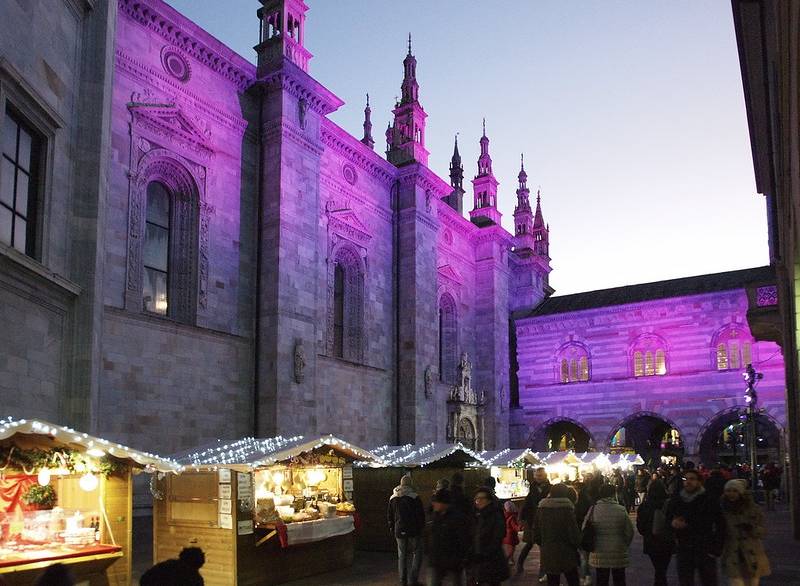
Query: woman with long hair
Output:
[[720, 479, 771, 586], [636, 479, 674, 586]]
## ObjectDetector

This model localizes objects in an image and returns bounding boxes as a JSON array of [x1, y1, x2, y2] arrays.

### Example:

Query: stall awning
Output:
[[174, 435, 380, 471], [480, 448, 543, 468], [534, 451, 583, 466], [0, 417, 180, 473], [366, 443, 485, 468]]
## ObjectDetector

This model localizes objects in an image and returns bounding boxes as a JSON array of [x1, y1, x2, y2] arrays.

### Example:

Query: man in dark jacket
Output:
[[665, 469, 725, 586], [388, 474, 426, 586], [516, 467, 551, 577], [450, 472, 472, 516], [704, 467, 726, 502], [470, 488, 509, 586], [429, 488, 471, 586]]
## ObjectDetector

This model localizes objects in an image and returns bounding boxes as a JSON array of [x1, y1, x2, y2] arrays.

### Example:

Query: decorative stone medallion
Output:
[[342, 163, 358, 186], [161, 46, 191, 83]]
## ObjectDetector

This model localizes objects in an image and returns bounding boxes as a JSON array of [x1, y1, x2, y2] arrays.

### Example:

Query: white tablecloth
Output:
[[285, 515, 354, 546]]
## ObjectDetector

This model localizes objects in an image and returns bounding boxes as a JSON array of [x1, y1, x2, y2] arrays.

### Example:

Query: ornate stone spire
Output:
[[387, 34, 428, 166], [514, 155, 533, 243], [449, 134, 463, 190], [255, 0, 313, 75], [469, 120, 501, 226], [361, 93, 374, 149]]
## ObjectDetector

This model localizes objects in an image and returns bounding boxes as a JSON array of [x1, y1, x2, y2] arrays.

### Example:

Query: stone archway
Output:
[[607, 412, 684, 466], [696, 408, 784, 467], [457, 417, 477, 450], [529, 417, 593, 452]]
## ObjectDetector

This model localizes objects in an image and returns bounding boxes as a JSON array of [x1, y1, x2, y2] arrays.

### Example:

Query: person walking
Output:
[[388, 474, 426, 586], [502, 501, 521, 565], [428, 488, 471, 586], [635, 468, 650, 508], [469, 488, 509, 586], [720, 479, 770, 586], [450, 472, 472, 517], [665, 469, 725, 586], [517, 467, 551, 580], [574, 478, 597, 586], [636, 479, 674, 586], [588, 484, 634, 586], [534, 483, 581, 586]]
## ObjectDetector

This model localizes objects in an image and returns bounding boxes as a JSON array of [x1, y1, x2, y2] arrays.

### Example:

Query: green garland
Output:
[[0, 444, 125, 478], [22, 484, 57, 508]]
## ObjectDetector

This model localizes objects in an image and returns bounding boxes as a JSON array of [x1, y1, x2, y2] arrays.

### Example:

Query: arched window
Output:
[[631, 335, 667, 377], [438, 293, 458, 383], [714, 326, 755, 371], [143, 182, 170, 315], [556, 343, 590, 383], [329, 246, 365, 362]]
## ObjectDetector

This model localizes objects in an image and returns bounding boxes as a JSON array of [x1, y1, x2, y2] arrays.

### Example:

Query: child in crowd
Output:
[[502, 500, 521, 565]]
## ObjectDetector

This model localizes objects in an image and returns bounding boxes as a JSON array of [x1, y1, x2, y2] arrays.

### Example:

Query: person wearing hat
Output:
[[720, 479, 771, 585], [388, 474, 426, 586], [429, 488, 471, 586]]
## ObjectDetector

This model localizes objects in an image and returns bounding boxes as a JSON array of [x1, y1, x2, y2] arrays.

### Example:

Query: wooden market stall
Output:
[[480, 448, 543, 502], [535, 451, 584, 483], [0, 416, 179, 585], [156, 435, 378, 586], [353, 443, 489, 552]]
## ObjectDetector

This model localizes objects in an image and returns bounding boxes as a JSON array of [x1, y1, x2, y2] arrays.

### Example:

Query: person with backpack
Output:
[[665, 469, 725, 586], [636, 479, 674, 586], [388, 474, 426, 586], [588, 483, 634, 586]]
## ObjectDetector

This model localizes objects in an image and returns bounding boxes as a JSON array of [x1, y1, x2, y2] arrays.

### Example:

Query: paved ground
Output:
[[284, 507, 799, 586]]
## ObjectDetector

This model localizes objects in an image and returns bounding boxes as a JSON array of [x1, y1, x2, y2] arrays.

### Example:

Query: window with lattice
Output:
[[714, 327, 754, 371], [632, 336, 667, 377], [556, 344, 590, 383], [329, 246, 365, 362], [438, 293, 458, 383]]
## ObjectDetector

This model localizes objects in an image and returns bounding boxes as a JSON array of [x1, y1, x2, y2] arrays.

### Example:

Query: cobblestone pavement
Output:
[[285, 507, 800, 586]]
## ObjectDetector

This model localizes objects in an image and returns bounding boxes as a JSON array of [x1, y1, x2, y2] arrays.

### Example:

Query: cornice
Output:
[[258, 60, 344, 116], [260, 119, 323, 157], [115, 49, 249, 135], [397, 164, 452, 197], [515, 289, 747, 335], [319, 174, 393, 224], [470, 224, 514, 247], [118, 0, 255, 92], [321, 121, 396, 187], [437, 203, 477, 239]]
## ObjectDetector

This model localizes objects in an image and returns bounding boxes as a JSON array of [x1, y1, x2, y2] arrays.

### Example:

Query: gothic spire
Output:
[[361, 93, 374, 149], [401, 32, 419, 104], [449, 134, 463, 190], [515, 154, 530, 213], [477, 118, 492, 176], [387, 34, 428, 166], [518, 154, 528, 188], [533, 189, 545, 228]]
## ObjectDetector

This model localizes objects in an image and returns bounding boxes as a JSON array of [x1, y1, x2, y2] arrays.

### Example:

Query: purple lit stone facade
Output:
[[514, 275, 787, 464]]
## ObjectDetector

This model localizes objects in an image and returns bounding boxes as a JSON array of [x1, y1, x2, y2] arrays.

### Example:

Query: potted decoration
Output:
[[22, 484, 57, 510]]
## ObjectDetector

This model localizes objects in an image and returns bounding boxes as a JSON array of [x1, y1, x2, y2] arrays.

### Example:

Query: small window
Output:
[[632, 335, 667, 377], [560, 359, 569, 383], [715, 327, 755, 371], [333, 264, 345, 357], [716, 343, 728, 370], [655, 349, 666, 375], [634, 351, 644, 377], [578, 356, 589, 381], [742, 342, 752, 367], [556, 343, 590, 383], [1, 109, 39, 256]]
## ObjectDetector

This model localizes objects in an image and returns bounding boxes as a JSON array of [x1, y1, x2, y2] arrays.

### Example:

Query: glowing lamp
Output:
[[272, 471, 285, 486], [86, 448, 105, 458], [79, 473, 99, 492], [37, 468, 51, 486], [306, 468, 327, 486]]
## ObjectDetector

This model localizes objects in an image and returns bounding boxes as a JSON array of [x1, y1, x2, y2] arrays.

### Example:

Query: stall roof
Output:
[[607, 453, 645, 466], [175, 434, 379, 471], [534, 451, 583, 466], [480, 448, 542, 468], [0, 417, 180, 473], [367, 443, 485, 467]]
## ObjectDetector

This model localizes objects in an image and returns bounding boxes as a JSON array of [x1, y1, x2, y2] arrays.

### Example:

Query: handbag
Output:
[[580, 505, 596, 552]]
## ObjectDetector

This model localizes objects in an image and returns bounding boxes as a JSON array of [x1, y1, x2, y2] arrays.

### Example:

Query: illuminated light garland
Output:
[[174, 434, 380, 470], [358, 442, 486, 468], [0, 416, 181, 474]]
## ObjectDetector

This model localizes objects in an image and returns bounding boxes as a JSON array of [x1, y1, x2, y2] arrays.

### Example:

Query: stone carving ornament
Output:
[[294, 340, 306, 384], [424, 365, 434, 399]]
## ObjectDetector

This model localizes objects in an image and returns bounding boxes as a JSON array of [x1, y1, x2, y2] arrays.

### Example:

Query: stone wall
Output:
[[515, 287, 786, 460]]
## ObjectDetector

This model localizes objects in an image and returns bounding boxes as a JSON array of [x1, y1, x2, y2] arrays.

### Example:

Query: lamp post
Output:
[[743, 363, 764, 493]]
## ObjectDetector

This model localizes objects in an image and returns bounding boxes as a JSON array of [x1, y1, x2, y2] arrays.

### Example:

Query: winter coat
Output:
[[450, 484, 471, 517], [636, 494, 675, 556], [387, 485, 426, 538], [534, 497, 581, 575], [503, 509, 520, 546], [429, 507, 471, 571], [470, 500, 510, 583], [520, 481, 550, 543], [704, 473, 726, 502], [721, 497, 771, 579], [665, 487, 725, 556], [587, 497, 634, 569]]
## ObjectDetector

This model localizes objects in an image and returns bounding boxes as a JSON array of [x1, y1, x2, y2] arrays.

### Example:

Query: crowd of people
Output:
[[389, 462, 777, 586]]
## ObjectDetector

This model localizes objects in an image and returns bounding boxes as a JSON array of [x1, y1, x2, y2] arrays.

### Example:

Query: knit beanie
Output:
[[400, 474, 413, 487], [725, 479, 747, 495]]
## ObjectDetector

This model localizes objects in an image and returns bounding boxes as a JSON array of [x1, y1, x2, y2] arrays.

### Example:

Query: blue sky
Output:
[[165, 0, 766, 295]]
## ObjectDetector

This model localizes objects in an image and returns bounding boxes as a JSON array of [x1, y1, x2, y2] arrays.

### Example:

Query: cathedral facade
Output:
[[0, 0, 786, 467]]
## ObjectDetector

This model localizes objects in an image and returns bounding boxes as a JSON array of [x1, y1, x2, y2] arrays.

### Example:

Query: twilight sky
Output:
[[165, 0, 768, 295]]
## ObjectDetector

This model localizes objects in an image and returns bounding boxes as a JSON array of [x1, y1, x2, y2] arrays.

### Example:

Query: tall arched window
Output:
[[556, 342, 590, 383], [329, 246, 365, 362], [632, 335, 667, 377], [438, 293, 458, 383], [143, 182, 170, 315], [714, 326, 755, 371]]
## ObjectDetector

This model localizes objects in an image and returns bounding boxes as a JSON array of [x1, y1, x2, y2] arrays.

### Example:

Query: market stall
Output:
[[157, 435, 378, 586], [0, 416, 179, 585], [480, 448, 542, 501], [536, 450, 584, 483], [353, 443, 488, 552]]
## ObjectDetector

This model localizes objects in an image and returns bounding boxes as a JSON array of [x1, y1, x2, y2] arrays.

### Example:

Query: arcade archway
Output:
[[697, 409, 783, 467], [608, 413, 684, 466], [530, 418, 592, 452]]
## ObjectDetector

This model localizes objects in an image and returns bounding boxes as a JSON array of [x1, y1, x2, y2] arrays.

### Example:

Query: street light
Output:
[[743, 363, 764, 493]]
